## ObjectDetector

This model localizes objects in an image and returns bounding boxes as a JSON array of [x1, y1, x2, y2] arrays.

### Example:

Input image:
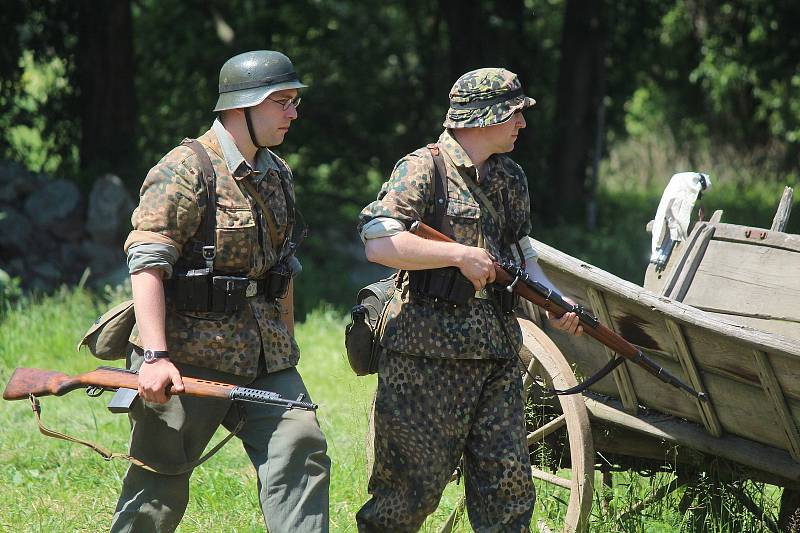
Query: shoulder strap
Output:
[[458, 168, 501, 226], [182, 139, 217, 267], [426, 143, 448, 231], [240, 178, 282, 254]]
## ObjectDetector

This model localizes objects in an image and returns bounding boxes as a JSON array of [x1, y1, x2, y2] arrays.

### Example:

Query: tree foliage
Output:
[[1, 0, 797, 301]]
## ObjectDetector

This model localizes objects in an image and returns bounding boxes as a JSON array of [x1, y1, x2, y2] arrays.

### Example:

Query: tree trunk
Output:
[[440, 0, 486, 82], [77, 0, 137, 183], [547, 0, 607, 223]]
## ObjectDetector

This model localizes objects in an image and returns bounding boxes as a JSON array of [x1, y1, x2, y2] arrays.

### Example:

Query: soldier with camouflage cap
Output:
[[111, 51, 330, 533], [356, 68, 582, 531]]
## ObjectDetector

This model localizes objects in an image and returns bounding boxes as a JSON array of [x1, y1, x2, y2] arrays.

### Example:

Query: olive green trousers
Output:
[[110, 357, 330, 533]]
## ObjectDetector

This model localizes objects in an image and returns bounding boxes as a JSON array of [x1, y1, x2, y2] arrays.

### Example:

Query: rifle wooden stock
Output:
[[3, 366, 317, 410], [409, 221, 707, 401]]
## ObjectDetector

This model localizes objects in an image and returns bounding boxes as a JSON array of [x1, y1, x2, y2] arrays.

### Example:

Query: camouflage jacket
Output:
[[125, 126, 299, 377], [358, 129, 532, 360]]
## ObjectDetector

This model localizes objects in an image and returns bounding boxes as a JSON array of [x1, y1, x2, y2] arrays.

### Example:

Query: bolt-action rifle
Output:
[[409, 221, 707, 402], [3, 365, 317, 473], [3, 365, 317, 409]]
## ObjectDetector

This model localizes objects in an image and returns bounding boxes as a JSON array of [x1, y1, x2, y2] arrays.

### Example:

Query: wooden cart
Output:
[[513, 187, 799, 532], [437, 188, 799, 532]]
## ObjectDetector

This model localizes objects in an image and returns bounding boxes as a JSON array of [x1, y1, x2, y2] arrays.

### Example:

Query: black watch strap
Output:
[[143, 349, 170, 363]]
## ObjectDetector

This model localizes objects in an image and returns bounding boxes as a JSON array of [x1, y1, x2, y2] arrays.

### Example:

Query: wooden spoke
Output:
[[527, 414, 567, 445], [531, 466, 572, 490]]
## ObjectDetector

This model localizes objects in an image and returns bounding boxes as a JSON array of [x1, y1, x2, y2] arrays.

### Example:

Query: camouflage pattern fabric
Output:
[[357, 350, 535, 532], [358, 129, 532, 360], [128, 127, 299, 377], [443, 68, 536, 129]]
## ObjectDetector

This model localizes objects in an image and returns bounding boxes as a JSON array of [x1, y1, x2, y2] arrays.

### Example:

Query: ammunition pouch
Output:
[[408, 267, 474, 306], [263, 261, 292, 300], [170, 268, 213, 312], [166, 261, 292, 313], [491, 284, 519, 315]]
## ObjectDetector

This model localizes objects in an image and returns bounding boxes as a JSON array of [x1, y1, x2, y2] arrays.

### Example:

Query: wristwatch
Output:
[[143, 349, 170, 364]]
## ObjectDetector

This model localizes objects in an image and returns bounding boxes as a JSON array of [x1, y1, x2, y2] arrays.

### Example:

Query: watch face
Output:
[[143, 350, 167, 363]]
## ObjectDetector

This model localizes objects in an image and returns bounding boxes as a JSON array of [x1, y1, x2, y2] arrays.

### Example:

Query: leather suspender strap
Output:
[[426, 143, 448, 232], [240, 178, 282, 255], [182, 139, 217, 266], [28, 394, 245, 476]]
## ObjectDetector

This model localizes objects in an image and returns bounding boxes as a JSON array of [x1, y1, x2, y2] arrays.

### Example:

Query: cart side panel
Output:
[[682, 238, 800, 340], [537, 259, 800, 454]]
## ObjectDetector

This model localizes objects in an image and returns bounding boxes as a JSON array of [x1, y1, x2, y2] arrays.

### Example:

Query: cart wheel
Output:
[[518, 316, 594, 533]]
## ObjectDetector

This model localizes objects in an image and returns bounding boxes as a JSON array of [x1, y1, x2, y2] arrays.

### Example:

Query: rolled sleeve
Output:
[[127, 242, 180, 277], [130, 147, 204, 256], [359, 217, 406, 243], [357, 153, 432, 236]]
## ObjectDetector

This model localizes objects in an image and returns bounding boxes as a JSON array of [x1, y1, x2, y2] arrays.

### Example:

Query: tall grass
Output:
[[0, 288, 785, 531]]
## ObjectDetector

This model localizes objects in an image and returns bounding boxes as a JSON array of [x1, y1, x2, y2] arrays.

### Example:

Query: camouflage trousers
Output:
[[357, 350, 535, 532]]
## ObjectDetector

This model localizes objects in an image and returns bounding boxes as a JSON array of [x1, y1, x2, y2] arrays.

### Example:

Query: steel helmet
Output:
[[213, 50, 306, 112]]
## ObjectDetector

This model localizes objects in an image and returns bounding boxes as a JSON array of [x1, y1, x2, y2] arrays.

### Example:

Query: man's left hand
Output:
[[546, 297, 584, 336]]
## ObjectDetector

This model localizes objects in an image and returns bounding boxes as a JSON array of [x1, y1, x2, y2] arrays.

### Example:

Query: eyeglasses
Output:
[[266, 95, 302, 110]]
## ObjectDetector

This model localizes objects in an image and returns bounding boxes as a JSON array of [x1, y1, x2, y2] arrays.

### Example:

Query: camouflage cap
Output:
[[443, 68, 536, 129]]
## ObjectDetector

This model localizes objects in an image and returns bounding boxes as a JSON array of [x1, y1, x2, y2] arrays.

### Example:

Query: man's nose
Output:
[[517, 113, 526, 129], [286, 106, 298, 120]]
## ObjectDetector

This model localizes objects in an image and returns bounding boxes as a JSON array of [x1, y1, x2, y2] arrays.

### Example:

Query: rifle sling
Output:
[[28, 394, 244, 476]]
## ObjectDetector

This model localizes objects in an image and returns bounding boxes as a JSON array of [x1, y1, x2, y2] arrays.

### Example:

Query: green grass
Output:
[[0, 288, 785, 531]]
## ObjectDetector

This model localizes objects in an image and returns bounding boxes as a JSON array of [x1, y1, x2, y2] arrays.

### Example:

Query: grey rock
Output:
[[0, 161, 43, 202], [81, 240, 126, 278], [0, 206, 36, 253], [24, 179, 84, 241], [87, 174, 134, 247]]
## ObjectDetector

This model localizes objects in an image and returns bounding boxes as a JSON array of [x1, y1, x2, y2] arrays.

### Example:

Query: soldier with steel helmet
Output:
[[112, 50, 330, 532], [356, 68, 582, 531]]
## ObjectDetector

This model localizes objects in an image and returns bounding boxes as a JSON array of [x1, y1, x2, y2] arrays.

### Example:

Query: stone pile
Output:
[[0, 160, 135, 291]]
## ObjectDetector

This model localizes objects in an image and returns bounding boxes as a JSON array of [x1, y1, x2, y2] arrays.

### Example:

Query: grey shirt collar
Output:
[[212, 118, 282, 183]]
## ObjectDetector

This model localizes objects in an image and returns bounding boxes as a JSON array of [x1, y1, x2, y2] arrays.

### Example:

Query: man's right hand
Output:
[[138, 358, 185, 404], [455, 245, 496, 291]]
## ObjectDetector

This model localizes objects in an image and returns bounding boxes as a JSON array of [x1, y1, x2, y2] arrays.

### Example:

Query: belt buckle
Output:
[[475, 287, 490, 300], [245, 280, 258, 298]]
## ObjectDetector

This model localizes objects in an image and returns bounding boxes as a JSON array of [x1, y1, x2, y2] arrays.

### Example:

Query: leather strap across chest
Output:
[[426, 144, 515, 248], [240, 175, 294, 255], [182, 139, 217, 261]]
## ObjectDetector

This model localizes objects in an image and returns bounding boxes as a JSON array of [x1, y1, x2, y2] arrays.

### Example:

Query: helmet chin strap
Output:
[[244, 107, 266, 149]]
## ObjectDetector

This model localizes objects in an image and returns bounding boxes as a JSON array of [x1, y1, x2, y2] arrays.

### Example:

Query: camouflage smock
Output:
[[358, 129, 532, 360], [125, 127, 299, 377]]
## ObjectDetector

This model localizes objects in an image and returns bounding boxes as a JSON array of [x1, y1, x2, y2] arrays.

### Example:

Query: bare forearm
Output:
[[131, 268, 168, 351], [365, 231, 496, 290], [364, 232, 466, 271]]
